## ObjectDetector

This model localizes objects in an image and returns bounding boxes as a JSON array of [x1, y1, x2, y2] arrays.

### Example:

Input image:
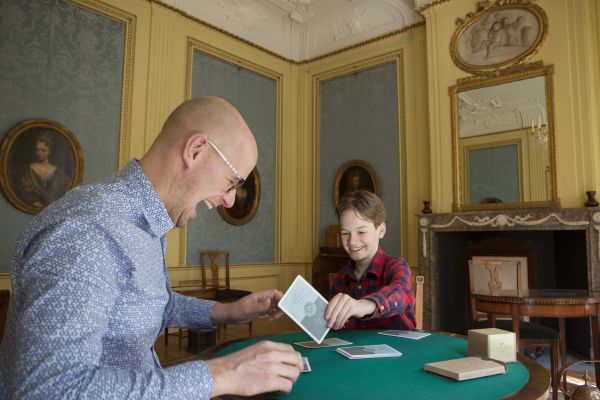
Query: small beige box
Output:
[[468, 328, 516, 363]]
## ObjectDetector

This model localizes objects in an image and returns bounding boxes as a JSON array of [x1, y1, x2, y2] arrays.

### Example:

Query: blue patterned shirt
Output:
[[0, 160, 217, 399]]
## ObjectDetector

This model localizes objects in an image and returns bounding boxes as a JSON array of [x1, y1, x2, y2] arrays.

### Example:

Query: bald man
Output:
[[0, 97, 302, 399]]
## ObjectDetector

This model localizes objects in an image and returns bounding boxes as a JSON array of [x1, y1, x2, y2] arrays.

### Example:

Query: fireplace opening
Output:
[[436, 229, 590, 358]]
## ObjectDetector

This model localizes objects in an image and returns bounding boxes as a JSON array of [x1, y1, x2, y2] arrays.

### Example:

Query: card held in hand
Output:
[[301, 357, 311, 372], [278, 275, 330, 343]]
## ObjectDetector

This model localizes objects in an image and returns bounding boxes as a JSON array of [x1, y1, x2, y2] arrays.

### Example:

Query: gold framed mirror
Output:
[[449, 63, 559, 211]]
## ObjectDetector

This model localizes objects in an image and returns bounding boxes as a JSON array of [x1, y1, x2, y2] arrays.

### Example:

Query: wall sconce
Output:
[[530, 116, 548, 145]]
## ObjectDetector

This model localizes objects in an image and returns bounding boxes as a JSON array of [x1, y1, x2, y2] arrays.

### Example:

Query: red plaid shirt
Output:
[[329, 247, 416, 330]]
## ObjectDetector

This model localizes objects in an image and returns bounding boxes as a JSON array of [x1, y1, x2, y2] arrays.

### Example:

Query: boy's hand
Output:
[[324, 293, 376, 330]]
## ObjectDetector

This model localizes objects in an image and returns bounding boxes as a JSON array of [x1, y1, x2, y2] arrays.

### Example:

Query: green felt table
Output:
[[210, 330, 550, 400]]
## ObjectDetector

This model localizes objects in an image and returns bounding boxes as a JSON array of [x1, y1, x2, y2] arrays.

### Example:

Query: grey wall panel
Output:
[[187, 50, 276, 265], [0, 0, 124, 272], [469, 144, 520, 204], [319, 62, 401, 257]]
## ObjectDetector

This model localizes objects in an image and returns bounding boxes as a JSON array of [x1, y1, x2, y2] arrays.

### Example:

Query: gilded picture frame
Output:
[[450, 0, 548, 75], [333, 160, 380, 208], [218, 167, 260, 226], [0, 119, 84, 215]]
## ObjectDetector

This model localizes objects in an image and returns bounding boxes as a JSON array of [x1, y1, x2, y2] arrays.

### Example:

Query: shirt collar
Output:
[[123, 160, 174, 237], [344, 246, 386, 280]]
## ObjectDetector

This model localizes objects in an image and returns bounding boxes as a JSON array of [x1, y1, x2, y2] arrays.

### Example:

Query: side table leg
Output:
[[558, 318, 566, 369], [591, 312, 600, 387], [511, 304, 520, 353]]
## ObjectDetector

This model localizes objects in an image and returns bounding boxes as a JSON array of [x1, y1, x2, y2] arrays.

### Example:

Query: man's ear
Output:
[[378, 222, 386, 239], [183, 133, 208, 168]]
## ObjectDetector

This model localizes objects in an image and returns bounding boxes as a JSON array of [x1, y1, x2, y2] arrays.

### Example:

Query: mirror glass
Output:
[[451, 65, 558, 211]]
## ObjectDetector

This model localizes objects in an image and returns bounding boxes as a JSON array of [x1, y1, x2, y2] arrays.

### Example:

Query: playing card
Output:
[[378, 330, 431, 340], [278, 275, 330, 343], [336, 344, 403, 359], [294, 338, 352, 348], [301, 356, 311, 372]]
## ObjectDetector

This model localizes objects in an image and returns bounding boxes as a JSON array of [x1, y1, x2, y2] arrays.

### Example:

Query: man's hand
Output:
[[324, 293, 376, 330], [206, 340, 303, 397], [212, 289, 284, 325]]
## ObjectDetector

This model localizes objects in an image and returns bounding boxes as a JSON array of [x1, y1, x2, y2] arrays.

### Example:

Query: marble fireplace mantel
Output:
[[417, 207, 600, 330]]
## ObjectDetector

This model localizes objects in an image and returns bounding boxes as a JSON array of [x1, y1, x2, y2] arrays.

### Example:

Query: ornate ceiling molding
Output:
[[160, 0, 423, 61]]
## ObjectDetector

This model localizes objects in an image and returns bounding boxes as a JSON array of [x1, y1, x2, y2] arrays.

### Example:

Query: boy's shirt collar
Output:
[[346, 246, 386, 280]]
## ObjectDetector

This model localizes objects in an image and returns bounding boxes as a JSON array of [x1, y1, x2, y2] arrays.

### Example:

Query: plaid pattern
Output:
[[329, 247, 416, 330]]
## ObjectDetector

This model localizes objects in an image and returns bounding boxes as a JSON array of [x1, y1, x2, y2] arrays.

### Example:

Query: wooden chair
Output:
[[468, 258, 560, 399], [0, 289, 9, 345], [414, 275, 424, 330], [311, 247, 349, 298], [201, 251, 252, 336]]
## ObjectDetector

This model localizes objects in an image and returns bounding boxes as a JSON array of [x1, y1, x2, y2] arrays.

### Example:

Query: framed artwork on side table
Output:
[[218, 167, 260, 226], [450, 0, 548, 75], [333, 159, 379, 207], [0, 119, 84, 214]]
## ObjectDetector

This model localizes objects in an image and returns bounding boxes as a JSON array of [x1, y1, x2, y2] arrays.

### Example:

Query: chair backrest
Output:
[[311, 248, 349, 298], [414, 275, 424, 330], [467, 258, 524, 323], [0, 289, 10, 344], [200, 251, 230, 290]]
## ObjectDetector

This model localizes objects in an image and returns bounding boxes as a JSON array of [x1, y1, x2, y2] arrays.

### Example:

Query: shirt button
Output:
[[380, 305, 385, 311], [358, 285, 362, 290]]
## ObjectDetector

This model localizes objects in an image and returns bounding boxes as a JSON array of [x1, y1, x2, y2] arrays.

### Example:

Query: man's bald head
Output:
[[140, 96, 258, 227], [155, 96, 247, 149]]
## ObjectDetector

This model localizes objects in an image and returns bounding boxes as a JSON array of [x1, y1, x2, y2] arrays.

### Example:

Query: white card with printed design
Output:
[[278, 275, 330, 344], [378, 330, 431, 340], [294, 338, 352, 348]]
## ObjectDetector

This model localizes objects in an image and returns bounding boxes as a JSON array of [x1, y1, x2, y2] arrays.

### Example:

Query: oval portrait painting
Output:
[[218, 167, 260, 226], [333, 160, 380, 207], [0, 119, 84, 214]]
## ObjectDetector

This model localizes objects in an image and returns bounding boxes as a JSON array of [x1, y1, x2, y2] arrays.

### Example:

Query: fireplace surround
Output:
[[417, 208, 600, 333]]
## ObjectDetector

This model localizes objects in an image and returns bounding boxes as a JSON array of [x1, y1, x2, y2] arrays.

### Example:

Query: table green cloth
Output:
[[212, 330, 529, 399]]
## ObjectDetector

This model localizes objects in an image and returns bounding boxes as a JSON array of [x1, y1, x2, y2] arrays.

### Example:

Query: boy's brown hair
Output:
[[336, 190, 386, 228]]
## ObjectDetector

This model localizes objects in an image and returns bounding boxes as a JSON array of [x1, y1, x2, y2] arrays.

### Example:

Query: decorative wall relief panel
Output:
[[186, 46, 278, 265], [0, 0, 126, 272]]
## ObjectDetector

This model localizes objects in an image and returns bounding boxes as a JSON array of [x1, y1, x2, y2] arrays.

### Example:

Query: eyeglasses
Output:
[[206, 139, 245, 193]]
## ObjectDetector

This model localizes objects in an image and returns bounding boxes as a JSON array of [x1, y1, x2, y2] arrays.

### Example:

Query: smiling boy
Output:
[[324, 190, 416, 330]]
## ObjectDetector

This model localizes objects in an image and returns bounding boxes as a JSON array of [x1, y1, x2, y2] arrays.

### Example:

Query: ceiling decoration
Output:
[[161, 0, 424, 61]]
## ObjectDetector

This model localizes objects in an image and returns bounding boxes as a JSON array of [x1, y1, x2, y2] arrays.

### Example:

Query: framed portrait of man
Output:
[[0, 119, 84, 214], [333, 159, 380, 207], [218, 167, 260, 226]]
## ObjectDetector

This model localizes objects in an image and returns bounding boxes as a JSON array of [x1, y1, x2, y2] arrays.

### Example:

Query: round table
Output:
[[208, 330, 550, 400]]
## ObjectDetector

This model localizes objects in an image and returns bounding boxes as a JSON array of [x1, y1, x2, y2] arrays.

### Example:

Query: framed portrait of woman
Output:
[[218, 167, 260, 226], [450, 0, 548, 75], [333, 160, 380, 207], [0, 119, 84, 214]]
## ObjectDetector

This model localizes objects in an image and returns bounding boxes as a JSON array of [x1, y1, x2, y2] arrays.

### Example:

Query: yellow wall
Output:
[[422, 0, 600, 212]]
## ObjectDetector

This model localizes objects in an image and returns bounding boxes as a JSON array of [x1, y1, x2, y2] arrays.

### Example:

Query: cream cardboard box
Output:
[[468, 328, 516, 363]]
